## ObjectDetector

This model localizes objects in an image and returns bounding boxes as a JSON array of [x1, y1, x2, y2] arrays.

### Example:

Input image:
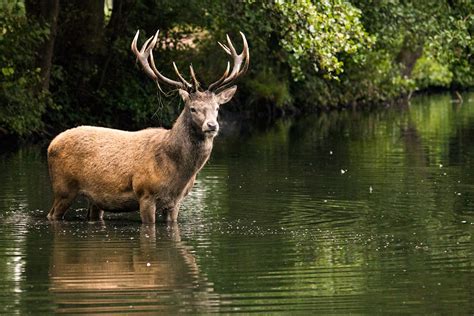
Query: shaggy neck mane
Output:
[[163, 109, 214, 174]]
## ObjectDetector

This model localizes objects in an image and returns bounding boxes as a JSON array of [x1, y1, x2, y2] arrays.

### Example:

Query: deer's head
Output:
[[131, 30, 249, 138]]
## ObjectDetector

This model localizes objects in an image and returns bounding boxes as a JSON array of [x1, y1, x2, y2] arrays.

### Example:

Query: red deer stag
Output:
[[47, 29, 249, 223]]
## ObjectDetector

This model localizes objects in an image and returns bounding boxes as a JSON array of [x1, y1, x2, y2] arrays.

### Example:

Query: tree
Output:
[[0, 1, 52, 137], [0, 0, 473, 139], [24, 0, 59, 91]]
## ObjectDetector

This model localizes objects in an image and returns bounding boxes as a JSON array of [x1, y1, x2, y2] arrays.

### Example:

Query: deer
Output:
[[47, 29, 249, 223]]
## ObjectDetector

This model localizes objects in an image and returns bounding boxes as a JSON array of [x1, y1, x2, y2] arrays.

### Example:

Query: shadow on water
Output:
[[0, 92, 473, 313]]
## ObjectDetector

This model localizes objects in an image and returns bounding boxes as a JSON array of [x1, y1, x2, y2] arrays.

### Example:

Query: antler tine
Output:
[[208, 61, 230, 91], [131, 30, 158, 81], [189, 64, 201, 90], [216, 32, 250, 90], [208, 32, 249, 91], [172, 62, 193, 89], [148, 51, 187, 90], [225, 34, 238, 56], [239, 31, 250, 75], [142, 34, 156, 54], [218, 42, 231, 55], [132, 29, 188, 90], [223, 34, 244, 83]]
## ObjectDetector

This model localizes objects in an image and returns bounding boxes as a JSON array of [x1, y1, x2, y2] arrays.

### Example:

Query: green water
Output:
[[0, 93, 473, 314]]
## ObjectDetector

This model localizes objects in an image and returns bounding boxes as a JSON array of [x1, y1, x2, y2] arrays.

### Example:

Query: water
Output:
[[1, 93, 473, 314]]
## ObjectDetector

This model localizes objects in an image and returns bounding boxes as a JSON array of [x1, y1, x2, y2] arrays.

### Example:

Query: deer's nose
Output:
[[207, 121, 218, 131]]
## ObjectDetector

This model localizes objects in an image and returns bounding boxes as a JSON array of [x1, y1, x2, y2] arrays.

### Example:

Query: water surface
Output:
[[0, 93, 473, 314]]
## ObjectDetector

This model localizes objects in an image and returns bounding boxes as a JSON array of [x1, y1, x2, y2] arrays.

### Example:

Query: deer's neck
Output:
[[164, 111, 214, 174]]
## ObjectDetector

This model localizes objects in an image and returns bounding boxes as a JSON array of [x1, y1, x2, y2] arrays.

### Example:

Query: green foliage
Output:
[[350, 0, 473, 97], [0, 2, 52, 136], [246, 68, 292, 108], [274, 0, 374, 80], [287, 0, 474, 108], [42, 0, 212, 131], [1, 0, 473, 140], [441, 5, 474, 88], [209, 1, 373, 79], [412, 56, 453, 90]]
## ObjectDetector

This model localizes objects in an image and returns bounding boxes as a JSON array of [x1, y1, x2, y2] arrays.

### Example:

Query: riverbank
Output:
[[1, 90, 472, 151]]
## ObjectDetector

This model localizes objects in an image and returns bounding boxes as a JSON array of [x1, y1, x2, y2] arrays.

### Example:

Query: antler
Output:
[[131, 30, 194, 91], [131, 29, 249, 92], [208, 32, 250, 92]]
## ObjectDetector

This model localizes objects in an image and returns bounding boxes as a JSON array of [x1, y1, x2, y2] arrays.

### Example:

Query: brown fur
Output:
[[47, 88, 237, 223]]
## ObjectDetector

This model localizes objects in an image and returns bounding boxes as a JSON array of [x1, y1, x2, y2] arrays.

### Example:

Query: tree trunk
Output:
[[51, 0, 105, 108], [98, 0, 137, 90], [396, 39, 423, 78], [56, 0, 105, 58], [106, 0, 137, 41], [25, 0, 59, 91]]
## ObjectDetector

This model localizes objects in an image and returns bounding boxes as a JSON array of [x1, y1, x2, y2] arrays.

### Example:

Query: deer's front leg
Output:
[[162, 178, 193, 222], [161, 203, 180, 222], [139, 195, 156, 224], [183, 176, 196, 197], [168, 204, 180, 222]]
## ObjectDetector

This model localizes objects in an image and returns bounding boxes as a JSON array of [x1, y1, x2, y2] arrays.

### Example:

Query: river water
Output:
[[0, 93, 473, 314]]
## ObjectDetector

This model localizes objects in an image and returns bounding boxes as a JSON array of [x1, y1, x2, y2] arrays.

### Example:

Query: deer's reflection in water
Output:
[[49, 222, 218, 313]]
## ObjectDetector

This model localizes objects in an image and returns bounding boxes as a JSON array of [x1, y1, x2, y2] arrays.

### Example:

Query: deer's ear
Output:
[[178, 89, 190, 102], [216, 86, 237, 105]]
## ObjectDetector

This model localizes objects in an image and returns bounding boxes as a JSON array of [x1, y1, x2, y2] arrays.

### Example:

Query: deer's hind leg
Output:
[[86, 201, 104, 221], [47, 175, 79, 220], [47, 190, 78, 220]]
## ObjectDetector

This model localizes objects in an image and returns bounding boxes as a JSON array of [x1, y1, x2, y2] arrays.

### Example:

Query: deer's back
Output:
[[48, 125, 165, 159], [48, 126, 167, 194]]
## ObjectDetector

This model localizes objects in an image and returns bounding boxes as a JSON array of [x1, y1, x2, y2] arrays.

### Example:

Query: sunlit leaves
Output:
[[354, 0, 474, 90], [274, 0, 374, 81]]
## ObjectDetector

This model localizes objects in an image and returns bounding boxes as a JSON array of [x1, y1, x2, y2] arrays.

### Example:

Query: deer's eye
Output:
[[190, 107, 197, 113]]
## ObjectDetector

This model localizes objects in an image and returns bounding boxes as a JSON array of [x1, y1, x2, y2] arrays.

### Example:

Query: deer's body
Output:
[[48, 108, 213, 222], [47, 29, 248, 223]]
